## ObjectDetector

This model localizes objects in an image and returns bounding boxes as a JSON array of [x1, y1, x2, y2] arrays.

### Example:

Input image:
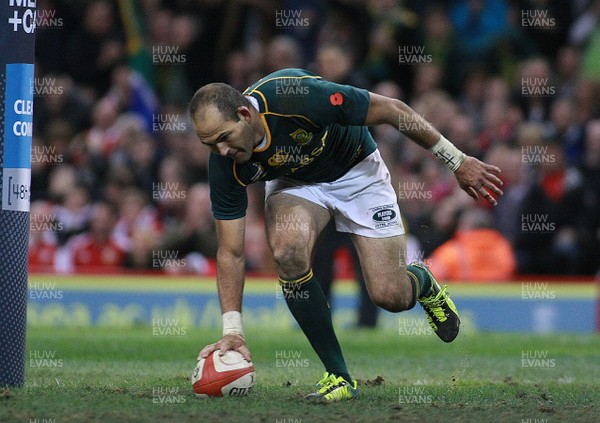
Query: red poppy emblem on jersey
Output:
[[329, 92, 344, 106]]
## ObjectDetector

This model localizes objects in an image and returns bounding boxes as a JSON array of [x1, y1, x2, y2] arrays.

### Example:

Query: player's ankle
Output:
[[407, 264, 432, 298]]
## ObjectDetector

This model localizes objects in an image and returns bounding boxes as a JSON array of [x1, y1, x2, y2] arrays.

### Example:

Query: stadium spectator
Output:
[[28, 201, 59, 272], [512, 141, 585, 274], [545, 98, 585, 167], [449, 0, 509, 61], [54, 183, 93, 245], [512, 57, 555, 122], [154, 155, 190, 223], [113, 188, 162, 253], [107, 65, 159, 133], [427, 207, 516, 281], [477, 99, 514, 152], [555, 46, 582, 99], [264, 35, 303, 74], [64, 0, 125, 96], [56, 202, 125, 273], [314, 42, 369, 89], [159, 183, 218, 275], [33, 74, 92, 136]]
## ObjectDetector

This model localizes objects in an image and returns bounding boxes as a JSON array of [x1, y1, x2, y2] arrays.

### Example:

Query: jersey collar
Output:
[[245, 95, 269, 152]]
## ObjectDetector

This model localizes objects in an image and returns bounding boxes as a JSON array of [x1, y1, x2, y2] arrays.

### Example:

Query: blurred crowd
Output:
[[30, 0, 600, 277]]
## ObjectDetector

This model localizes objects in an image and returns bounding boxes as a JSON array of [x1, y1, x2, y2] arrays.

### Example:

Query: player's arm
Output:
[[198, 217, 251, 361], [365, 92, 504, 206]]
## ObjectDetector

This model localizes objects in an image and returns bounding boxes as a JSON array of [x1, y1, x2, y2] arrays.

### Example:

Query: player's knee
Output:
[[371, 288, 413, 313], [271, 243, 310, 278]]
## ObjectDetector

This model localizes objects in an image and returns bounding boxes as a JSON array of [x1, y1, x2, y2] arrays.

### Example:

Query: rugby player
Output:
[[192, 68, 503, 401]]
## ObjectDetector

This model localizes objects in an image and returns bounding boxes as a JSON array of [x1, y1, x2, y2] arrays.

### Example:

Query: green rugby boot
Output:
[[411, 261, 460, 342], [304, 372, 358, 402]]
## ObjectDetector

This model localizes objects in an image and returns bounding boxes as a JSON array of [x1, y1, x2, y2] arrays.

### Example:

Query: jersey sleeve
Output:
[[268, 76, 371, 129], [208, 154, 248, 220], [304, 78, 370, 127]]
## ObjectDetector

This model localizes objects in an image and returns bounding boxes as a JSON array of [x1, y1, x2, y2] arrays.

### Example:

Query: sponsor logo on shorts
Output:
[[369, 204, 399, 229]]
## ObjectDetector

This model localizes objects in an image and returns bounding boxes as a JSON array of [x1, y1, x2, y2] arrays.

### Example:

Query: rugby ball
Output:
[[192, 350, 255, 398]]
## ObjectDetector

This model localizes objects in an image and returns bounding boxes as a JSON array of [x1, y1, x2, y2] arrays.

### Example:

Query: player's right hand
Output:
[[198, 334, 252, 362]]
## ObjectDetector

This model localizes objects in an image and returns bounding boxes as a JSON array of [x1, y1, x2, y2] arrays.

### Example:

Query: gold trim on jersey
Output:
[[232, 163, 247, 187], [253, 90, 270, 113], [254, 114, 272, 152], [265, 111, 319, 129], [251, 88, 319, 128]]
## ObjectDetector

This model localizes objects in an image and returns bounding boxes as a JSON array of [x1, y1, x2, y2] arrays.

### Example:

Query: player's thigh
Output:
[[265, 192, 331, 271], [351, 234, 409, 297]]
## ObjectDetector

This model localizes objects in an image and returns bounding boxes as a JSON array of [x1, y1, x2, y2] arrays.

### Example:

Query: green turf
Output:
[[1, 327, 599, 422]]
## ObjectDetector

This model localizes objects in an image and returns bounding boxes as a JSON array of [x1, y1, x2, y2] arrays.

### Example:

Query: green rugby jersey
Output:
[[209, 68, 377, 220]]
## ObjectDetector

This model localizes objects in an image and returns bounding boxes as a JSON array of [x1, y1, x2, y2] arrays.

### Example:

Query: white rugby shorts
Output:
[[265, 150, 404, 238]]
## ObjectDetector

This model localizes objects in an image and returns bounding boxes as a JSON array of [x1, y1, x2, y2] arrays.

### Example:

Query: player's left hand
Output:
[[454, 156, 503, 206]]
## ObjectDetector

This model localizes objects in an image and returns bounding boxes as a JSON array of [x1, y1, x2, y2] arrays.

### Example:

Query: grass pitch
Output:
[[1, 326, 599, 422]]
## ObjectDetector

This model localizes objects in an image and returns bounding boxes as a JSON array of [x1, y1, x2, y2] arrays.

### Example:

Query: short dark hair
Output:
[[189, 82, 251, 122]]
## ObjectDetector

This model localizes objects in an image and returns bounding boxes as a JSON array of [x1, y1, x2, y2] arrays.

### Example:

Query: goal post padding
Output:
[[0, 1, 36, 388]]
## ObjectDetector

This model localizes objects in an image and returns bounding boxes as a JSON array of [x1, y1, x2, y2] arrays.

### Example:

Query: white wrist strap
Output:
[[223, 311, 244, 338], [429, 135, 466, 172]]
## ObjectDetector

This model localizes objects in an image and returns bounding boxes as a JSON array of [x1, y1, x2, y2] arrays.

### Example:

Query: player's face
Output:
[[194, 105, 256, 164]]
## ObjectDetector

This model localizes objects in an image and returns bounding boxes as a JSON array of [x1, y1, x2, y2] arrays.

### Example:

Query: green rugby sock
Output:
[[407, 264, 432, 299], [280, 269, 352, 383]]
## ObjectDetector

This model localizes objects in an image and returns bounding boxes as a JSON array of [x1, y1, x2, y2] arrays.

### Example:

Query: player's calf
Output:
[[368, 273, 416, 313]]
